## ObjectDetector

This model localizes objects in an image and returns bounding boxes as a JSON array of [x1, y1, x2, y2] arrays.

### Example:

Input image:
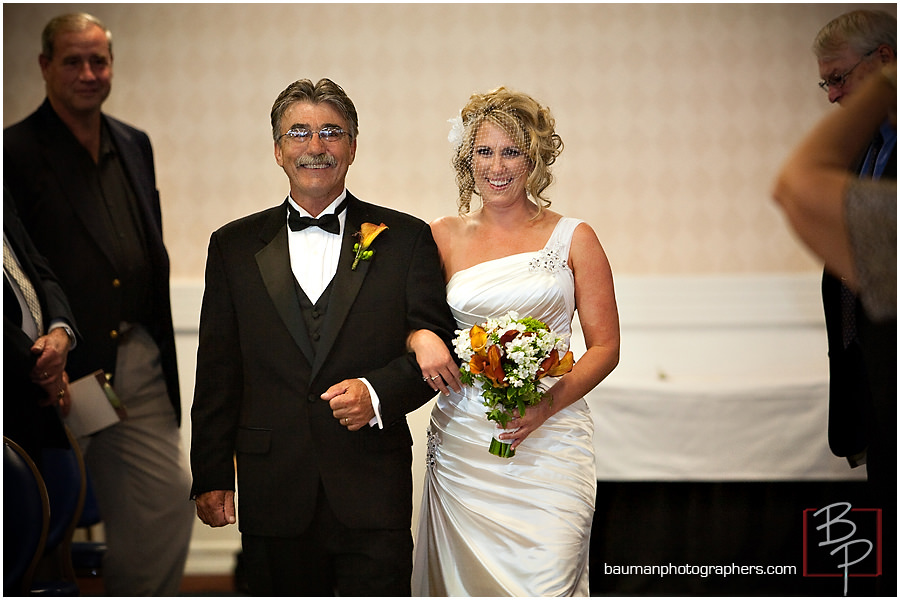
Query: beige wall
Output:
[[3, 3, 895, 279]]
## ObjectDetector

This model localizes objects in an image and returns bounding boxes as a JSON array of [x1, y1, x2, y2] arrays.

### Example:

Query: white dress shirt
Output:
[[286, 191, 382, 428], [3, 232, 75, 346]]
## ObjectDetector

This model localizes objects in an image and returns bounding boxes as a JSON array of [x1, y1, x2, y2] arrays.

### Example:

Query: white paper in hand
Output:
[[65, 370, 125, 438]]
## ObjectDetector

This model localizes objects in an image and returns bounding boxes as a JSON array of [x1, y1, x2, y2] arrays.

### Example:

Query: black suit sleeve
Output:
[[363, 222, 457, 426], [190, 231, 243, 496], [3, 189, 78, 336], [3, 188, 78, 460]]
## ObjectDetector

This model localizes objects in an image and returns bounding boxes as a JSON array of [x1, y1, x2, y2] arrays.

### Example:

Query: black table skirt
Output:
[[590, 480, 891, 596]]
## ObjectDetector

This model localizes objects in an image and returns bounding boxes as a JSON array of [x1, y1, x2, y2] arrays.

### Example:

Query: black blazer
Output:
[[3, 192, 79, 461], [189, 194, 456, 535], [822, 138, 896, 474], [4, 99, 181, 422]]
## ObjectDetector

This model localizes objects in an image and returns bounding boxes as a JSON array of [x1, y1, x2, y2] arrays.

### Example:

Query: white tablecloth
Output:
[[587, 378, 866, 482]]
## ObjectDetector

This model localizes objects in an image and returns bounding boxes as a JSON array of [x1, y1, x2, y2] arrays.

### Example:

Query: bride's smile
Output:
[[472, 120, 530, 201]]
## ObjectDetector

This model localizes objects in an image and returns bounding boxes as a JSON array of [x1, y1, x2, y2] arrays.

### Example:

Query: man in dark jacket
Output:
[[4, 13, 193, 595]]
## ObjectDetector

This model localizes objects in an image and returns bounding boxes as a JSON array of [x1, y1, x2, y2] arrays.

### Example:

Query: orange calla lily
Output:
[[545, 350, 575, 377], [535, 351, 557, 379], [482, 344, 507, 387], [469, 324, 488, 355], [536, 349, 575, 379], [357, 222, 388, 249], [498, 329, 521, 346], [352, 222, 388, 270]]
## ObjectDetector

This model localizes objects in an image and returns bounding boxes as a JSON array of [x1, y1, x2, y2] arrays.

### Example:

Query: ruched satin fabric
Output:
[[412, 218, 596, 596]]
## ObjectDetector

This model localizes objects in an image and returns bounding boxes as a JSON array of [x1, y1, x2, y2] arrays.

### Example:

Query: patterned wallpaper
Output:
[[4, 3, 894, 278]]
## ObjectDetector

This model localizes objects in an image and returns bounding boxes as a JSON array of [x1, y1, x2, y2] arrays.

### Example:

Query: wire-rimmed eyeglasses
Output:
[[818, 48, 878, 92], [278, 127, 349, 144]]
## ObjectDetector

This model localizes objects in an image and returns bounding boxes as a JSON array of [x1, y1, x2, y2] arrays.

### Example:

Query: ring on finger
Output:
[[430, 375, 440, 381]]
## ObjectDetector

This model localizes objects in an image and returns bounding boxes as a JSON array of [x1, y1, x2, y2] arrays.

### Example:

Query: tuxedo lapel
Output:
[[310, 197, 371, 379], [255, 208, 315, 364]]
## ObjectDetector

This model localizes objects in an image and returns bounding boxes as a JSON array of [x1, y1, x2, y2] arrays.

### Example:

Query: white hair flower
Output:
[[447, 113, 465, 148]]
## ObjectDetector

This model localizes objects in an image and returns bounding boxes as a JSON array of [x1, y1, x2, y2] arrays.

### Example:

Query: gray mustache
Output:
[[296, 154, 337, 168]]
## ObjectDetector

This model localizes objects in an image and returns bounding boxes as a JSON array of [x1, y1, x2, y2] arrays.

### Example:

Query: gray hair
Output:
[[270, 78, 359, 142], [41, 13, 112, 60], [813, 9, 896, 61]]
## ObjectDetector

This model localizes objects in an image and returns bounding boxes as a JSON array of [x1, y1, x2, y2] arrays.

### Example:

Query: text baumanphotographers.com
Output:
[[604, 563, 798, 578]]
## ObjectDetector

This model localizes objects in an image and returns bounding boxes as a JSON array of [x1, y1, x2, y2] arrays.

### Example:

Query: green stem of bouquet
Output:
[[489, 437, 516, 458]]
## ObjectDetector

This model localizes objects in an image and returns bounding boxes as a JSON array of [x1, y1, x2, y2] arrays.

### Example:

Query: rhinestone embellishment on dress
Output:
[[425, 428, 440, 468], [528, 243, 565, 273]]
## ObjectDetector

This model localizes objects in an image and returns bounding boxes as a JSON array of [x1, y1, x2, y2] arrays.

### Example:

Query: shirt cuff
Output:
[[359, 378, 384, 429], [49, 320, 76, 350]]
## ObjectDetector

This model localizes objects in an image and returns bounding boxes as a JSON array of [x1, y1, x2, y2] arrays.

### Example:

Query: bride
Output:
[[408, 87, 620, 596]]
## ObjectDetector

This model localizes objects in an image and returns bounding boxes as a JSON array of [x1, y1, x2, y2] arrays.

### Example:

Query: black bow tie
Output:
[[287, 198, 348, 234]]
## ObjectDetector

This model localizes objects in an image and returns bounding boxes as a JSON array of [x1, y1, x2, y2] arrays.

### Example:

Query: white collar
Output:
[[287, 189, 348, 218]]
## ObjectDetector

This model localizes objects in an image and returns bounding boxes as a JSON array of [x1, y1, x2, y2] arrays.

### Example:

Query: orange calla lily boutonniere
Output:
[[453, 311, 575, 458], [351, 223, 388, 270]]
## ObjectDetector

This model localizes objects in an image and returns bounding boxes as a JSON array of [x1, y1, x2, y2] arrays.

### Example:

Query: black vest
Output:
[[294, 279, 334, 360]]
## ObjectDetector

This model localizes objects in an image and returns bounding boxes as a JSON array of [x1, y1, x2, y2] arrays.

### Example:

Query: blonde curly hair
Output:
[[452, 87, 563, 215]]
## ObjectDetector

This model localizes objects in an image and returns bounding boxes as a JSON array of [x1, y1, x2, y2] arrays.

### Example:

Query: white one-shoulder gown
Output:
[[412, 218, 596, 596]]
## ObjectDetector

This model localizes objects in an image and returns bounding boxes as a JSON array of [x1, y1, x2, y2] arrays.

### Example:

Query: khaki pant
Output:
[[79, 324, 194, 596]]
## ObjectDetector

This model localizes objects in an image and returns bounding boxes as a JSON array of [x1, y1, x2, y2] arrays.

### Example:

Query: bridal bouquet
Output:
[[453, 311, 575, 458]]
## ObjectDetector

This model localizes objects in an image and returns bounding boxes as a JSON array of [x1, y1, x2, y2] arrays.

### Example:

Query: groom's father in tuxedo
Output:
[[190, 78, 456, 596]]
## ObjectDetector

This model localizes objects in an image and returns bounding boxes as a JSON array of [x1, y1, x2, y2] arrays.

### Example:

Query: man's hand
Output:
[[195, 490, 236, 527], [321, 379, 375, 431], [30, 328, 72, 414], [37, 371, 72, 417]]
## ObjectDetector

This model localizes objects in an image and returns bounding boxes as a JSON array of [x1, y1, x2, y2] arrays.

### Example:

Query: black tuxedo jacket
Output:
[[3, 193, 78, 461], [190, 193, 456, 535], [822, 137, 896, 484], [4, 99, 181, 422]]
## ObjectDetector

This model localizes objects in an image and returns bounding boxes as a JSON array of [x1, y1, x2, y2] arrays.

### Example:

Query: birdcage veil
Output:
[[448, 87, 564, 216]]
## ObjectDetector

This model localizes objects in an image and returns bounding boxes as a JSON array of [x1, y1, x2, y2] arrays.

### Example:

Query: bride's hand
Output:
[[501, 399, 554, 449], [407, 329, 463, 395]]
